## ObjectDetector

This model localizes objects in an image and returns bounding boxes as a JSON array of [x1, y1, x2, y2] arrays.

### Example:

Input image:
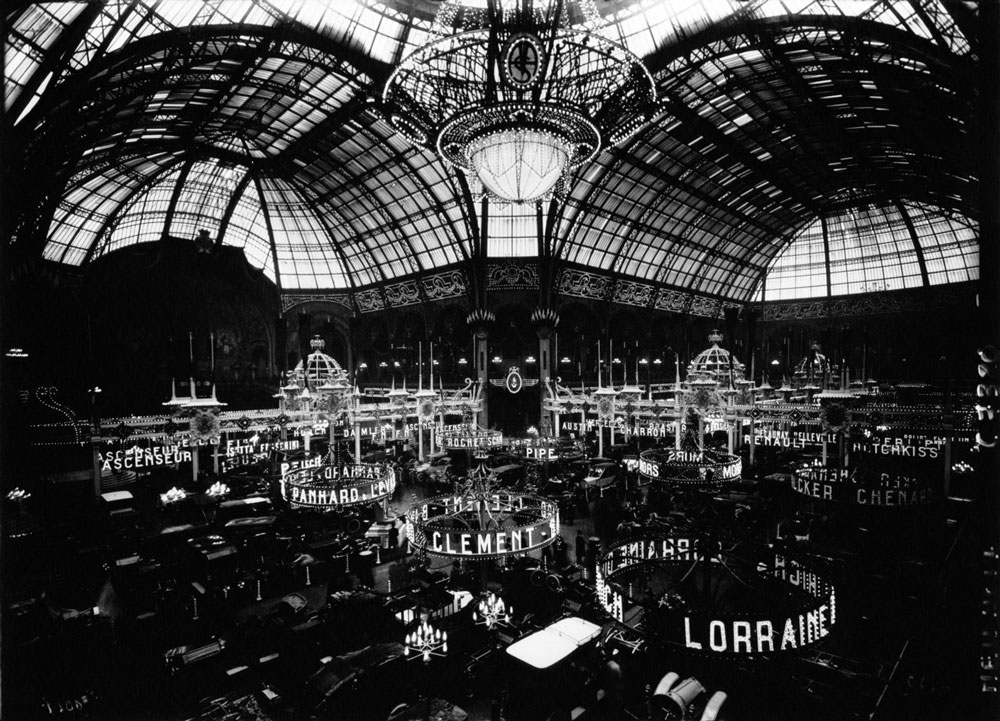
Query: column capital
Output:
[[466, 308, 495, 338], [531, 307, 560, 339]]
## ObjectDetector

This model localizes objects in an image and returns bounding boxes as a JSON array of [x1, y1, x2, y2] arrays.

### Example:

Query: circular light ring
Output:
[[406, 491, 559, 559], [280, 462, 396, 509], [790, 464, 933, 507], [436, 102, 601, 172], [595, 535, 837, 657], [438, 428, 505, 450], [638, 448, 742, 486], [390, 114, 428, 145]]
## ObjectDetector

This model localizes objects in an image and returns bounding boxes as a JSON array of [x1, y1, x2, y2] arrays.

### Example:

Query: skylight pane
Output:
[[489, 202, 538, 258], [223, 183, 276, 282], [756, 203, 977, 301], [169, 160, 244, 243]]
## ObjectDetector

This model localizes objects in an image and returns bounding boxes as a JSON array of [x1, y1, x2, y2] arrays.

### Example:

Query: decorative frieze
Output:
[[488, 263, 538, 290]]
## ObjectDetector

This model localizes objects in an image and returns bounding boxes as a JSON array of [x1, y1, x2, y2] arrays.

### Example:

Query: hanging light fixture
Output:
[[381, 0, 655, 204]]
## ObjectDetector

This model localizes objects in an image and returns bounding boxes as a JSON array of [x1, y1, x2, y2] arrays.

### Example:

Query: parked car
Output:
[[416, 453, 459, 483], [492, 464, 525, 487], [582, 461, 619, 498]]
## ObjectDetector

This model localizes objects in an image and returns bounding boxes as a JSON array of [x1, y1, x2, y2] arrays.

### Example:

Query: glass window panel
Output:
[[756, 203, 978, 300]]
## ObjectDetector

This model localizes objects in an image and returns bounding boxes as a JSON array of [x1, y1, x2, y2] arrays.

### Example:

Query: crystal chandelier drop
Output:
[[381, 0, 655, 204]]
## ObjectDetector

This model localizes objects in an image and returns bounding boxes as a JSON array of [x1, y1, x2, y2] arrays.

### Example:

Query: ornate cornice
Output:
[[422, 269, 467, 301], [281, 293, 353, 314], [557, 267, 738, 317], [762, 284, 972, 321]]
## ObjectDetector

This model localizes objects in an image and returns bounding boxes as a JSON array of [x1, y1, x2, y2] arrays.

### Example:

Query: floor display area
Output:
[[4, 1, 999, 720], [3, 333, 992, 721]]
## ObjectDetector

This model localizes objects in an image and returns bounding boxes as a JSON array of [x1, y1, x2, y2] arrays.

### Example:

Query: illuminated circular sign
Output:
[[638, 449, 741, 486], [791, 464, 932, 507], [280, 463, 396, 509], [595, 536, 836, 657], [502, 33, 544, 89], [406, 490, 559, 559], [505, 367, 524, 394]]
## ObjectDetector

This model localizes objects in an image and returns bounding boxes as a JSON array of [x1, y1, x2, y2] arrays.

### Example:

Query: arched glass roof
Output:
[[8, 0, 980, 298], [753, 202, 978, 301]]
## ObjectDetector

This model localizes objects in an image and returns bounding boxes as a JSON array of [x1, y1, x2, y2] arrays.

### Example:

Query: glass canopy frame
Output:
[[6, 0, 980, 301]]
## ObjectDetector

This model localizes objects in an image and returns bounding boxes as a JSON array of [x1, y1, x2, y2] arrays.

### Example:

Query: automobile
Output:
[[492, 464, 525, 486], [417, 453, 458, 482], [582, 461, 619, 497], [486, 452, 520, 468]]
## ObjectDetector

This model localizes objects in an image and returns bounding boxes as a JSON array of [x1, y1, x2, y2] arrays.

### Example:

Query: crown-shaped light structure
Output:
[[382, 0, 655, 204], [473, 592, 512, 629], [404, 621, 448, 663]]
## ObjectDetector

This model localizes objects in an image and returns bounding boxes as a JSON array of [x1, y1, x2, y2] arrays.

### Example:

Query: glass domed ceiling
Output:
[[14, 0, 979, 297]]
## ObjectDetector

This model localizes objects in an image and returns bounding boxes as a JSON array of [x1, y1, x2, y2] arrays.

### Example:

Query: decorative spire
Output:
[[310, 335, 325, 351], [708, 329, 723, 345]]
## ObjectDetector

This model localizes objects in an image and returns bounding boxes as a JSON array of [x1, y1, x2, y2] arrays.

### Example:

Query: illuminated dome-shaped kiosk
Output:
[[278, 336, 352, 420], [792, 341, 840, 390], [686, 331, 746, 385], [290, 336, 350, 391]]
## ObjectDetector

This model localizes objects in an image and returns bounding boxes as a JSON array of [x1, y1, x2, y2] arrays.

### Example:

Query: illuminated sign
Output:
[[791, 465, 932, 506], [850, 437, 942, 459], [407, 491, 559, 559], [438, 428, 504, 450], [427, 523, 552, 556], [280, 463, 396, 509], [508, 437, 562, 461], [638, 449, 741, 485], [221, 436, 303, 473], [752, 429, 839, 448], [525, 446, 556, 461], [99, 444, 192, 472], [595, 537, 836, 657], [505, 367, 524, 394], [279, 454, 322, 479], [562, 419, 675, 438], [681, 559, 836, 654]]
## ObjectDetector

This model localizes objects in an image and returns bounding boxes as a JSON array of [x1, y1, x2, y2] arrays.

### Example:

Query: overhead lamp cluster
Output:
[[381, 0, 655, 204]]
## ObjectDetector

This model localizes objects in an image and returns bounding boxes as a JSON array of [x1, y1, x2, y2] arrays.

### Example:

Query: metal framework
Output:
[[5, 0, 980, 303]]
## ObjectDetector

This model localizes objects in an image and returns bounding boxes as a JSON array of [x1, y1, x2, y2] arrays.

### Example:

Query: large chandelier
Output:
[[381, 0, 655, 204]]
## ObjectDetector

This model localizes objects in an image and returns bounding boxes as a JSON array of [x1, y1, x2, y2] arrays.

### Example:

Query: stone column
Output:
[[467, 310, 495, 428], [532, 307, 559, 429]]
